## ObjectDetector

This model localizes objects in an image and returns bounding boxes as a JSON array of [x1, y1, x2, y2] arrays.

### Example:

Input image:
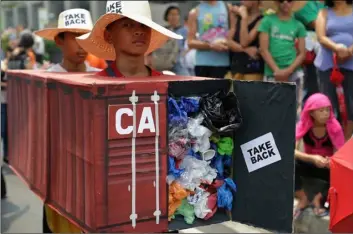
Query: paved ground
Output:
[[1, 165, 42, 233]]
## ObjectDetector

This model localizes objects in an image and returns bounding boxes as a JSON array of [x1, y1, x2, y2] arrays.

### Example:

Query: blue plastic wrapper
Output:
[[168, 156, 185, 179], [180, 97, 200, 114], [223, 155, 232, 167], [217, 178, 237, 211], [168, 97, 188, 127], [186, 148, 202, 160], [210, 155, 224, 179]]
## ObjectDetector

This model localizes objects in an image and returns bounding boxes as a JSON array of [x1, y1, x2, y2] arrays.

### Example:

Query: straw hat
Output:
[[76, 1, 183, 61], [260, 1, 308, 13], [34, 8, 93, 40]]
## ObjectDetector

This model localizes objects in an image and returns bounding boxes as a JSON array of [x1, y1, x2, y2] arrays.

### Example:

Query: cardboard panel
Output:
[[232, 80, 296, 233]]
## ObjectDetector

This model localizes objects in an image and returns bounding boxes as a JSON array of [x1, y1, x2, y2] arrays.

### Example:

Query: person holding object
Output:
[[258, 0, 306, 111], [34, 8, 100, 233], [294, 93, 345, 219], [187, 0, 233, 78], [314, 0, 353, 140], [76, 1, 182, 78]]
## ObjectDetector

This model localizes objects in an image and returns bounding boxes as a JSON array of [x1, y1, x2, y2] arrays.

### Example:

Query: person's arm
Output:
[[187, 8, 211, 50], [258, 17, 279, 72], [240, 18, 262, 48], [259, 32, 279, 73], [295, 141, 314, 163], [316, 9, 342, 52], [227, 15, 244, 52], [286, 24, 306, 74]]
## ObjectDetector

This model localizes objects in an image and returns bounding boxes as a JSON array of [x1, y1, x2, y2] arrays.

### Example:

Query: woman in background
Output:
[[227, 0, 264, 81], [315, 0, 353, 140]]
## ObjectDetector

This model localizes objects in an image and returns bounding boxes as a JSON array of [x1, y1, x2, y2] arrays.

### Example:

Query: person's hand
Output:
[[311, 155, 329, 168], [335, 45, 352, 63], [274, 68, 292, 81], [231, 5, 240, 14], [210, 40, 228, 52], [244, 47, 259, 60], [12, 47, 22, 56], [237, 5, 248, 19]]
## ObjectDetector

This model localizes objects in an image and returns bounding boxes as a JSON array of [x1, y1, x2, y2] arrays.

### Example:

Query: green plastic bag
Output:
[[173, 199, 195, 224]]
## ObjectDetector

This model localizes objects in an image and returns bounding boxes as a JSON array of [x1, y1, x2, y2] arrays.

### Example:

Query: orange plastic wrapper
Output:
[[168, 181, 190, 220]]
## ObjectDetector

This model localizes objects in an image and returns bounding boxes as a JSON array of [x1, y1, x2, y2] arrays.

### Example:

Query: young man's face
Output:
[[276, 0, 293, 14], [105, 18, 152, 57], [55, 32, 88, 64]]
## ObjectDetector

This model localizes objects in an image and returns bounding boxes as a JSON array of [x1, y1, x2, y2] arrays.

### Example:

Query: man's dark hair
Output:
[[56, 32, 66, 40], [324, 0, 353, 7], [164, 6, 180, 22], [18, 33, 34, 49]]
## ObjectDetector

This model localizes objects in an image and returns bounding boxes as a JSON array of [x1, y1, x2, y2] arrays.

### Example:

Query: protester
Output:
[[294, 93, 344, 218], [152, 6, 188, 75], [35, 9, 98, 73], [76, 0, 182, 78], [315, 0, 353, 140], [34, 8, 99, 233], [188, 0, 233, 78], [258, 0, 306, 110], [226, 0, 264, 81]]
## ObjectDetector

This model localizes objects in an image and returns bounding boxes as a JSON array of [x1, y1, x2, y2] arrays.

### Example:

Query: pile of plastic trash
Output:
[[167, 91, 242, 224]]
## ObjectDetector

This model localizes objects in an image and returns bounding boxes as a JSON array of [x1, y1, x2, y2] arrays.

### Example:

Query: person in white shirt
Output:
[[34, 9, 100, 73]]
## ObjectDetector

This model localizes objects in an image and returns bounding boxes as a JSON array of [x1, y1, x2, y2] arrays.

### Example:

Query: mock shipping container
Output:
[[7, 70, 49, 200], [7, 70, 296, 233]]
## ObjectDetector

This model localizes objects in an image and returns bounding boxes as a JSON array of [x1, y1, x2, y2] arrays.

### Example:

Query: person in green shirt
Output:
[[294, 1, 325, 30], [258, 0, 307, 115]]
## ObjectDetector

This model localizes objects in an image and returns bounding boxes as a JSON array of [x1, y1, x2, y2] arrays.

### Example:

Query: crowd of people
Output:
[[1, 0, 353, 232]]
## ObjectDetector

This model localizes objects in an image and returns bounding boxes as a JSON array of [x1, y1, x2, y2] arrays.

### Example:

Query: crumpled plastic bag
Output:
[[168, 156, 185, 179], [217, 178, 237, 211], [168, 97, 200, 128], [168, 97, 188, 128], [169, 127, 190, 159], [199, 91, 242, 134], [180, 97, 200, 113], [217, 137, 234, 156], [210, 154, 224, 178], [187, 115, 212, 153], [177, 156, 218, 191], [204, 193, 218, 220], [173, 199, 196, 224], [187, 187, 212, 219], [169, 181, 190, 220]]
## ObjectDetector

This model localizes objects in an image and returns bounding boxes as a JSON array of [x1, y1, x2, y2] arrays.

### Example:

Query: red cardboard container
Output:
[[7, 70, 49, 200]]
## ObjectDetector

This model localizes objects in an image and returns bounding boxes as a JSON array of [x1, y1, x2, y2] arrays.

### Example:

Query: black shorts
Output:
[[295, 161, 330, 205], [194, 66, 229, 79]]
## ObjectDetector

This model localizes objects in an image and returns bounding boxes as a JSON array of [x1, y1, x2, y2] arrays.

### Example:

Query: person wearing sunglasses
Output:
[[258, 0, 306, 107]]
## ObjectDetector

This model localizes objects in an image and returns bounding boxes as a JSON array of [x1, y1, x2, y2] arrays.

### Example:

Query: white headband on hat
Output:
[[76, 1, 183, 61], [34, 8, 93, 40]]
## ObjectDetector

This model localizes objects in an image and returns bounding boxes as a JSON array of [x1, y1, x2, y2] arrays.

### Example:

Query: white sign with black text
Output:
[[240, 132, 281, 173]]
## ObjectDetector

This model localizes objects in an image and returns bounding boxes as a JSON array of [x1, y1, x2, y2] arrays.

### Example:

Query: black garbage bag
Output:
[[199, 91, 242, 134]]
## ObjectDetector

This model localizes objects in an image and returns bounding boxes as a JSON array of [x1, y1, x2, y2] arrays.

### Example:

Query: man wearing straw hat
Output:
[[34, 8, 100, 233], [35, 8, 100, 73], [76, 1, 182, 78]]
